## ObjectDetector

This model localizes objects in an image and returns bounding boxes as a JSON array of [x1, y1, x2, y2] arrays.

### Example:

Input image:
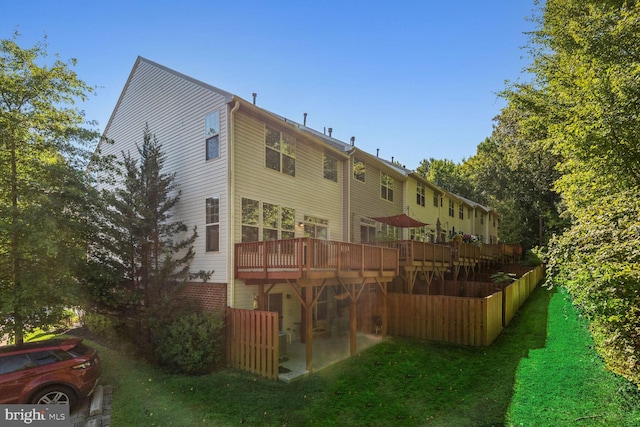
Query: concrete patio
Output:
[[277, 332, 383, 382]]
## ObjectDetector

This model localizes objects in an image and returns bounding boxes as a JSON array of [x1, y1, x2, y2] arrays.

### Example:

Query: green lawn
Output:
[[77, 286, 639, 426]]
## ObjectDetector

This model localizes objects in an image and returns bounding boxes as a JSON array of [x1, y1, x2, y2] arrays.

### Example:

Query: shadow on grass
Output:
[[64, 286, 555, 427], [506, 287, 640, 426], [298, 285, 555, 426]]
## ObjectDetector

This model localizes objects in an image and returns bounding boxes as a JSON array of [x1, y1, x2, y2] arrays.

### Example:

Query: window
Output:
[[381, 173, 394, 202], [263, 202, 279, 241], [410, 226, 434, 243], [241, 198, 260, 242], [265, 125, 295, 176], [480, 214, 484, 225], [314, 287, 328, 322], [205, 111, 220, 160], [0, 354, 32, 375], [380, 223, 398, 240], [281, 207, 295, 239], [433, 193, 439, 207], [416, 182, 425, 207], [323, 154, 338, 181], [206, 198, 220, 251], [459, 204, 464, 219], [448, 200, 455, 217], [360, 218, 376, 243], [353, 159, 365, 182], [31, 351, 62, 366], [303, 216, 328, 239], [242, 198, 295, 242]]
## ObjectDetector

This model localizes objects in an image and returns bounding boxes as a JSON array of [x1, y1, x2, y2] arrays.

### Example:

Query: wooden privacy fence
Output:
[[226, 308, 279, 380], [387, 292, 503, 346], [503, 265, 545, 326], [387, 265, 546, 346]]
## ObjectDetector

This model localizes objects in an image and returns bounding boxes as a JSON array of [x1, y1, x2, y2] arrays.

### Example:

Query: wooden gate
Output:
[[226, 308, 279, 380]]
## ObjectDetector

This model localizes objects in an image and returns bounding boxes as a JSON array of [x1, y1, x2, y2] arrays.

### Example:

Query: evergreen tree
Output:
[[104, 124, 198, 312]]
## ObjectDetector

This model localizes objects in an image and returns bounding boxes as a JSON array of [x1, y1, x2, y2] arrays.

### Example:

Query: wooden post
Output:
[[258, 283, 265, 310], [381, 281, 388, 338], [305, 286, 314, 372], [349, 284, 357, 355]]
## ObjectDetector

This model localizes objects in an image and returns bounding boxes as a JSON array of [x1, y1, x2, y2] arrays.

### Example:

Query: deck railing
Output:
[[451, 242, 481, 262], [235, 238, 399, 280], [377, 240, 451, 265], [377, 240, 524, 266]]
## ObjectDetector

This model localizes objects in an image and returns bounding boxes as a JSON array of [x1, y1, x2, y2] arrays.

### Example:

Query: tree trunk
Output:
[[10, 134, 24, 345]]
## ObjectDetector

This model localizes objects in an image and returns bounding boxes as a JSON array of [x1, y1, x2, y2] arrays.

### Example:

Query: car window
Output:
[[29, 351, 62, 366], [67, 342, 91, 357], [53, 349, 73, 361], [0, 354, 33, 375]]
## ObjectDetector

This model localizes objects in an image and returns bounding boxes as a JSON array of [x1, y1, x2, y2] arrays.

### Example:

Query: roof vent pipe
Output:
[[376, 148, 379, 157], [328, 127, 333, 137], [392, 156, 394, 162], [350, 136, 355, 146], [303, 113, 307, 126], [252, 93, 257, 105]]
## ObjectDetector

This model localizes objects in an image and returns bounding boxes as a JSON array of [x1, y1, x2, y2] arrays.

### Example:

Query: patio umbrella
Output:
[[370, 214, 428, 228]]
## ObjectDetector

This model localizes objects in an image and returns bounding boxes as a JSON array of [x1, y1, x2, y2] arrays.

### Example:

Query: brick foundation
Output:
[[178, 282, 227, 311]]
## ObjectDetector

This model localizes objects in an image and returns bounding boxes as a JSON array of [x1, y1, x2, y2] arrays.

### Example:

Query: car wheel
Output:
[[32, 385, 76, 408]]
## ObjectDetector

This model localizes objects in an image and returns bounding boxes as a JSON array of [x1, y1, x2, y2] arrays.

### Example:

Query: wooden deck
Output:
[[375, 240, 522, 287], [235, 238, 399, 282], [378, 240, 452, 269], [380, 240, 521, 267]]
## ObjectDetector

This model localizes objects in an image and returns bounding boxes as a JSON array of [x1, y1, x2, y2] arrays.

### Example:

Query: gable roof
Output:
[[102, 57, 233, 137], [98, 57, 498, 221]]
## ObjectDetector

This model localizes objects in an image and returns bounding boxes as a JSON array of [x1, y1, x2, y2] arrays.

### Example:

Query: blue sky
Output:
[[3, 1, 537, 170]]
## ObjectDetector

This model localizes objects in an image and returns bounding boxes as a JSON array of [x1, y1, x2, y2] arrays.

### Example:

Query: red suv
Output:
[[0, 337, 101, 409]]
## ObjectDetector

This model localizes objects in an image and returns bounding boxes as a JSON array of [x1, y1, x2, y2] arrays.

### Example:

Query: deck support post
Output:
[[349, 283, 357, 355], [305, 286, 313, 372], [258, 283, 265, 310]]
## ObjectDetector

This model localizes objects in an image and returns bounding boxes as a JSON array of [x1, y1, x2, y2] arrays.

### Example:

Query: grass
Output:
[[68, 285, 639, 426], [507, 288, 640, 426]]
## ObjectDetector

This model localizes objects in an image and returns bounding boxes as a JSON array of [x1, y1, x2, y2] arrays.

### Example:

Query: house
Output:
[[97, 57, 508, 378]]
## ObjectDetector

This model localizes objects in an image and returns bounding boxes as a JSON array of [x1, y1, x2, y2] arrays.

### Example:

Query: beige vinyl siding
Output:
[[441, 194, 456, 240], [233, 110, 344, 242], [406, 178, 441, 232], [473, 208, 490, 243], [231, 110, 346, 307], [441, 195, 475, 240], [98, 59, 230, 283], [350, 158, 404, 243], [488, 212, 499, 242]]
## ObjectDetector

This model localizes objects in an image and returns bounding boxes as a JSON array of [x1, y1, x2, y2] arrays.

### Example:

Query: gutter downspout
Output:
[[227, 100, 240, 308]]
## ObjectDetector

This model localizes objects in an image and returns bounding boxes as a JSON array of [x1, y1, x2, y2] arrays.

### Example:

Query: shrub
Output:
[[521, 248, 543, 267], [491, 272, 517, 284], [84, 312, 118, 340], [546, 190, 640, 387], [147, 307, 225, 375], [55, 308, 78, 329]]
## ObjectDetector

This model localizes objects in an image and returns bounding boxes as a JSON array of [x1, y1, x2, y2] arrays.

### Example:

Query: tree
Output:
[[462, 104, 565, 248], [502, 0, 640, 385], [415, 158, 474, 198], [103, 124, 199, 312], [0, 35, 101, 344]]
